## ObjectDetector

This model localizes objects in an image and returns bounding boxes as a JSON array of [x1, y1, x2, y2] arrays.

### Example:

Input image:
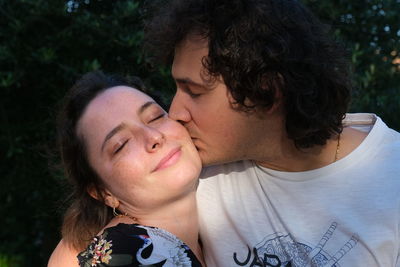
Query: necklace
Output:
[[333, 133, 341, 162], [113, 207, 137, 222]]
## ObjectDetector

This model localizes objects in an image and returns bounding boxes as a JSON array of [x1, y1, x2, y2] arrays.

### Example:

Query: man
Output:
[[145, 0, 400, 266]]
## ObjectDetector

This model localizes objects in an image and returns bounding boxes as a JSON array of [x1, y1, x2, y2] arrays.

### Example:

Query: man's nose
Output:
[[169, 91, 192, 124]]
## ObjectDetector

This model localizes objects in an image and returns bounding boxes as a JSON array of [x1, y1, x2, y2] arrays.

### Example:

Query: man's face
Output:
[[170, 37, 270, 166]]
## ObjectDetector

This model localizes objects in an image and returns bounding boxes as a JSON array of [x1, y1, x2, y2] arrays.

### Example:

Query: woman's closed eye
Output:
[[148, 113, 167, 123], [113, 139, 129, 154]]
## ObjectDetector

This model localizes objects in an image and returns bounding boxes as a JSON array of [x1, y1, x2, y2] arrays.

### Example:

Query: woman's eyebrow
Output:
[[137, 101, 157, 115], [101, 123, 127, 153]]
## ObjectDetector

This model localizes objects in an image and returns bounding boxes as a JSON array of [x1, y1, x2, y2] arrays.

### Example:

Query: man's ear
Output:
[[267, 87, 283, 114], [87, 185, 119, 208], [262, 73, 284, 114]]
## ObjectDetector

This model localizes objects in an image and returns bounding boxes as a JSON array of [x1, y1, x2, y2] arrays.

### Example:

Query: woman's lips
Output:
[[154, 148, 182, 171]]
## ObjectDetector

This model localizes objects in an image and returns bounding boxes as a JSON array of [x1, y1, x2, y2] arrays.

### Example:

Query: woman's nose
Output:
[[145, 127, 165, 152]]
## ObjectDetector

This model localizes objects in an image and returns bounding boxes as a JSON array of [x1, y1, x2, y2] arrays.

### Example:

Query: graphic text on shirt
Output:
[[232, 222, 358, 267]]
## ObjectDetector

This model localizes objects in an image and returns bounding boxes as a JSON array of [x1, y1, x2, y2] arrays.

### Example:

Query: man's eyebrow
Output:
[[174, 78, 207, 89], [101, 101, 157, 153]]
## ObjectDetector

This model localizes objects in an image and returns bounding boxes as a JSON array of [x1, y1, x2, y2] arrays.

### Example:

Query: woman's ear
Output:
[[87, 184, 100, 200], [87, 185, 119, 208], [103, 190, 119, 209]]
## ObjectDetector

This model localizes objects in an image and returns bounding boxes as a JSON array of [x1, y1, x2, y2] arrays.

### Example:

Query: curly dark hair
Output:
[[57, 71, 163, 250], [145, 0, 352, 148]]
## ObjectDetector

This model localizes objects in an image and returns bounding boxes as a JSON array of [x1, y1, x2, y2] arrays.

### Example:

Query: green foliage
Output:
[[0, 0, 399, 266], [303, 0, 400, 129], [0, 254, 23, 267]]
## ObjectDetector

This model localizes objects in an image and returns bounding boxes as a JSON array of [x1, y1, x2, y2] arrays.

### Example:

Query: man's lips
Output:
[[154, 148, 182, 171]]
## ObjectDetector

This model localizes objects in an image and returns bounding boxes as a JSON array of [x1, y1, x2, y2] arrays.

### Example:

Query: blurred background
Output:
[[0, 0, 399, 266]]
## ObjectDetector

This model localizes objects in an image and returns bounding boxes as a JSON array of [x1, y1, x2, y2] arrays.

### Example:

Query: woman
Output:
[[48, 71, 204, 266]]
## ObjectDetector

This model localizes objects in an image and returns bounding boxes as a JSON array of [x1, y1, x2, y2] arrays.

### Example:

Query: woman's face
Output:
[[77, 86, 201, 214]]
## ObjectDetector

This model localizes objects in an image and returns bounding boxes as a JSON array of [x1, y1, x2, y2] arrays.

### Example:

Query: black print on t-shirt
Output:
[[232, 222, 358, 267]]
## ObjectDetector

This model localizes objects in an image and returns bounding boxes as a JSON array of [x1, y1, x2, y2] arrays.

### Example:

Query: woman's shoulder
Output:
[[78, 223, 201, 266], [48, 239, 80, 267]]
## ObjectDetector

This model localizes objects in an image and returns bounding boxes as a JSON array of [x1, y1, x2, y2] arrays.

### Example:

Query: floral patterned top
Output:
[[77, 223, 202, 267]]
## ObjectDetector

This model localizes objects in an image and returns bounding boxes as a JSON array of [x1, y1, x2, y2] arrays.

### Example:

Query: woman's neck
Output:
[[117, 191, 204, 264]]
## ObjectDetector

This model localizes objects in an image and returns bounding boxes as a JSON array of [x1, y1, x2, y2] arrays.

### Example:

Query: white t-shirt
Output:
[[197, 113, 400, 267]]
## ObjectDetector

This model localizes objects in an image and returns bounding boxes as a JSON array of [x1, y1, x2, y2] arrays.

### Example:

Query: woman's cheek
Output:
[[166, 123, 190, 140], [111, 154, 142, 183]]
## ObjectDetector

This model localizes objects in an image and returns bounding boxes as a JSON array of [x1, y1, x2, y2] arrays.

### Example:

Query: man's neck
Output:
[[256, 127, 367, 172]]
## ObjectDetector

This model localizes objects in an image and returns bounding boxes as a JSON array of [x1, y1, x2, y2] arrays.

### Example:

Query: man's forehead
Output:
[[172, 46, 205, 77], [176, 35, 208, 53]]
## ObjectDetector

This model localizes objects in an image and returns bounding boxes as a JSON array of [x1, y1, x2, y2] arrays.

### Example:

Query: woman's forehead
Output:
[[77, 86, 153, 140], [98, 86, 151, 104]]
